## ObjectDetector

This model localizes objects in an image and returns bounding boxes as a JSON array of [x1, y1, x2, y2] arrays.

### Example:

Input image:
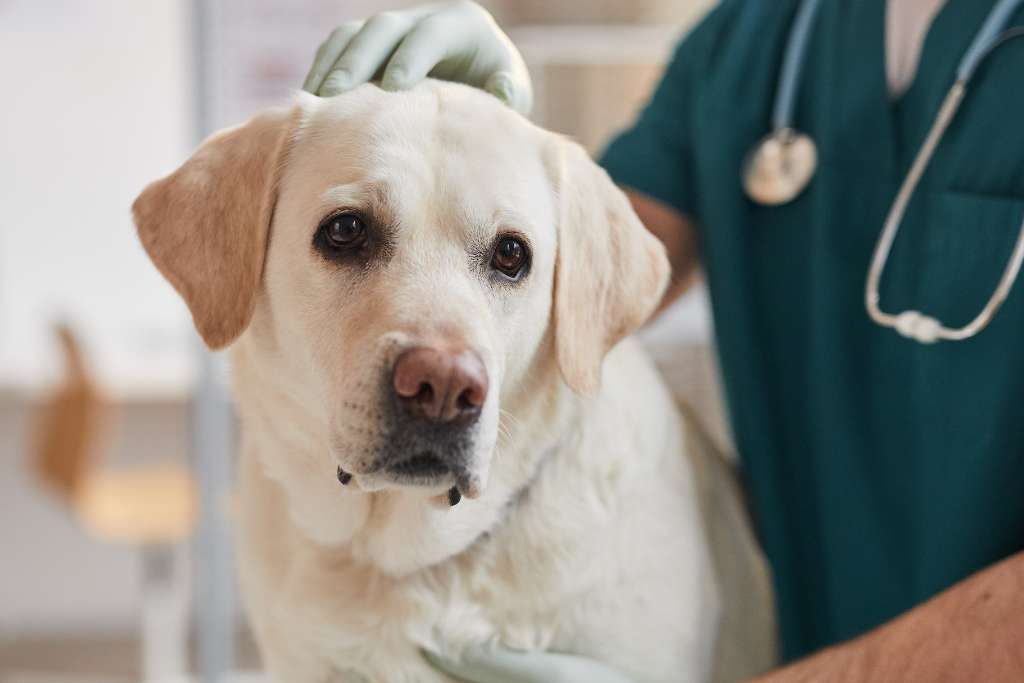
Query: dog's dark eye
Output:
[[319, 213, 367, 250], [490, 235, 530, 281]]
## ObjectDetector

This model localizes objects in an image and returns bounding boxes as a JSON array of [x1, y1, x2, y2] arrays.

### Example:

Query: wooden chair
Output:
[[30, 324, 197, 682]]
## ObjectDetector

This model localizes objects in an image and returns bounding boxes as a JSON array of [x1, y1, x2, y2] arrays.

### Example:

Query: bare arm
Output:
[[752, 551, 1024, 682], [624, 189, 701, 315]]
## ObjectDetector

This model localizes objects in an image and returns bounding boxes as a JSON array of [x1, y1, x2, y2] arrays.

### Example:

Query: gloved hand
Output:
[[302, 1, 532, 114], [423, 643, 635, 683]]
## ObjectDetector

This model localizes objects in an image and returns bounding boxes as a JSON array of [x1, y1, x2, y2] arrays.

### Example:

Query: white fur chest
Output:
[[235, 343, 718, 683]]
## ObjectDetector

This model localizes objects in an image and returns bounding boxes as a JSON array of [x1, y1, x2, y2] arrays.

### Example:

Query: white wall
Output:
[[0, 0, 195, 395], [0, 399, 190, 636], [0, 0, 194, 635]]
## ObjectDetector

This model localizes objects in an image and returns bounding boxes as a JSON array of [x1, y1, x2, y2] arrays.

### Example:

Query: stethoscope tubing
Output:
[[865, 74, 1024, 343], [772, 0, 824, 131], [958, 0, 1024, 79], [773, 0, 1023, 129], [862, 80, 1024, 343], [765, 0, 1024, 343]]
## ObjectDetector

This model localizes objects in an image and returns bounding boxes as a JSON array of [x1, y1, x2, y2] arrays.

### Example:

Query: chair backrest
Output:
[[31, 323, 109, 502]]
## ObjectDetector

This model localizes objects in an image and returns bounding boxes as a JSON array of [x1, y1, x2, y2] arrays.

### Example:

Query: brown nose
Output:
[[392, 347, 488, 423]]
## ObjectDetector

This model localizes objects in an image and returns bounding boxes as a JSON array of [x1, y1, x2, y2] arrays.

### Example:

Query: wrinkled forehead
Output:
[[289, 83, 555, 228]]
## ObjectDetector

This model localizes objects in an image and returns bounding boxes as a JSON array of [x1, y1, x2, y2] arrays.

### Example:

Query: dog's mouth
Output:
[[336, 451, 465, 506], [386, 452, 450, 479]]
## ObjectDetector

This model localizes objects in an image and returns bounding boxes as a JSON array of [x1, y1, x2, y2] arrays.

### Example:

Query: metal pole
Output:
[[190, 0, 237, 680], [192, 350, 237, 683]]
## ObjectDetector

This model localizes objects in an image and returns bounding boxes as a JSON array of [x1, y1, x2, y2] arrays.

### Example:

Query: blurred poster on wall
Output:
[[201, 0, 423, 130], [198, 0, 711, 147]]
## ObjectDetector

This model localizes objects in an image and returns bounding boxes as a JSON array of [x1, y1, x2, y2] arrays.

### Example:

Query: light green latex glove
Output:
[[423, 644, 635, 683], [302, 1, 532, 114]]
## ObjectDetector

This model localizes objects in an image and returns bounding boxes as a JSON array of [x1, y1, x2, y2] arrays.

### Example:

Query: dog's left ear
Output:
[[546, 136, 670, 395], [133, 106, 303, 349]]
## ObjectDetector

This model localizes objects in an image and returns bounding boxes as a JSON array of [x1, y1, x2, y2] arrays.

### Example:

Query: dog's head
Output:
[[134, 81, 667, 529]]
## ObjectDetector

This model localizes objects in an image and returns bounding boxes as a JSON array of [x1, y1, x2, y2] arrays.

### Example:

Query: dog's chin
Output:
[[333, 449, 488, 502], [346, 469, 453, 495]]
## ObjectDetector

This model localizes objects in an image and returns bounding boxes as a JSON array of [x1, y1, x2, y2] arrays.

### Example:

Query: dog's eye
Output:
[[490, 235, 530, 281], [319, 213, 367, 250]]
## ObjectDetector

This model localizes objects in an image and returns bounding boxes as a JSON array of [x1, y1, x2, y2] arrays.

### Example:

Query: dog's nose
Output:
[[392, 347, 488, 423]]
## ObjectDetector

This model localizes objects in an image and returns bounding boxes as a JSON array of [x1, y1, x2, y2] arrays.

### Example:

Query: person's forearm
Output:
[[751, 551, 1024, 683], [624, 189, 700, 315]]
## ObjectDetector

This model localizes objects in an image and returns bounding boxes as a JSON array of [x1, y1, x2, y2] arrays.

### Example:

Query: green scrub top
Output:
[[601, 0, 1024, 661]]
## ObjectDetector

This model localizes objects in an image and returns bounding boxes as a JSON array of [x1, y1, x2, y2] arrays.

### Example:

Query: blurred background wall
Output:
[[0, 0, 716, 679], [1, 0, 195, 651]]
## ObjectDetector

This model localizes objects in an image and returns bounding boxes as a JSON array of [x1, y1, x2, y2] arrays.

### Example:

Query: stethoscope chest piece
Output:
[[742, 128, 818, 206]]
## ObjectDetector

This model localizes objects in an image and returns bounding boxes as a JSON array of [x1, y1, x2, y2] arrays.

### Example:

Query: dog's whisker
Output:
[[499, 408, 524, 428], [497, 422, 514, 444], [499, 409, 524, 444]]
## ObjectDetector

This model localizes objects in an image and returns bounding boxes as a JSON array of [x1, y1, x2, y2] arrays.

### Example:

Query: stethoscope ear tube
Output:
[[864, 83, 966, 344], [865, 78, 1024, 344]]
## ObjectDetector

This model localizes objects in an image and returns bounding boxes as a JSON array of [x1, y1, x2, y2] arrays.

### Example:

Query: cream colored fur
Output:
[[134, 81, 719, 682]]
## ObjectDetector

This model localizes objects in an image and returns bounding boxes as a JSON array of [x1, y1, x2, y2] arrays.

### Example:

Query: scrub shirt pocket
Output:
[[884, 190, 1024, 332]]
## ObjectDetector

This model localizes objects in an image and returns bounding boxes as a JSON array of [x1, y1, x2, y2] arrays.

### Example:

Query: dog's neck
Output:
[[230, 334, 579, 577]]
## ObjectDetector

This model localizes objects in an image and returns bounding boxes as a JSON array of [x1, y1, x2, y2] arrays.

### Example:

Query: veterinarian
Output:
[[303, 1, 1024, 680]]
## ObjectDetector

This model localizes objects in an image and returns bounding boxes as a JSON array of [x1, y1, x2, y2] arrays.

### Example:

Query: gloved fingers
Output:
[[303, 20, 364, 94], [385, 23, 533, 112], [475, 10, 533, 114], [484, 68, 532, 115], [423, 645, 636, 683], [424, 646, 550, 683], [302, 1, 533, 112], [381, 14, 458, 91], [319, 11, 416, 97]]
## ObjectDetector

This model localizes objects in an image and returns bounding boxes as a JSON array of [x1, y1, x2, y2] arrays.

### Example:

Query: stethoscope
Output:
[[743, 0, 1024, 344]]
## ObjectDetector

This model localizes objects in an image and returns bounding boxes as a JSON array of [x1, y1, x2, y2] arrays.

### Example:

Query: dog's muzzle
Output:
[[337, 346, 488, 506]]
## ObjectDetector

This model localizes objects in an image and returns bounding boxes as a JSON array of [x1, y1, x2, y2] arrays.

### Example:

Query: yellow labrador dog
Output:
[[134, 81, 718, 682]]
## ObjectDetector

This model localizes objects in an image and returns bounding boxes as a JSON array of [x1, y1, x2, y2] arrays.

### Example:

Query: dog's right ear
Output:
[[133, 106, 303, 349], [545, 135, 670, 396]]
